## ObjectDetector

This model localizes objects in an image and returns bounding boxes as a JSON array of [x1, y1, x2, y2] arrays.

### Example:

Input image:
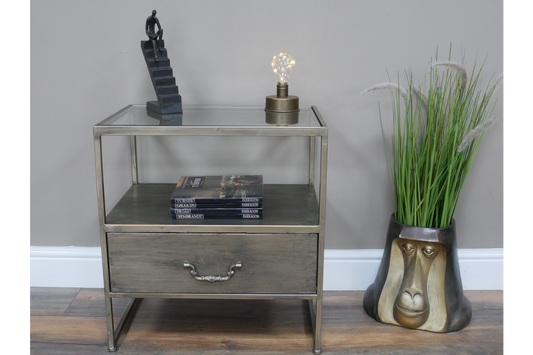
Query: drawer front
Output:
[[107, 233, 317, 294]]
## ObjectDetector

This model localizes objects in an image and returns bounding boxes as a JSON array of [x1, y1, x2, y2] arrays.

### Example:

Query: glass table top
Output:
[[96, 105, 323, 128]]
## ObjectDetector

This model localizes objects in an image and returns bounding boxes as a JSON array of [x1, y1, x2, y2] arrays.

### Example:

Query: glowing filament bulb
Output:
[[272, 52, 295, 83]]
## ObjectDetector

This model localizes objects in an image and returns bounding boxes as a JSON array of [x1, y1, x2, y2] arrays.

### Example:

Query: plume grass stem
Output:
[[362, 52, 502, 228]]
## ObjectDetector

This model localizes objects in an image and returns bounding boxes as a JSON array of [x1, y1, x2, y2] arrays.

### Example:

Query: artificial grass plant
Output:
[[363, 52, 502, 228]]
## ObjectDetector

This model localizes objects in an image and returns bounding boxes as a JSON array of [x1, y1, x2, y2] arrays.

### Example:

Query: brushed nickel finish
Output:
[[109, 292, 319, 300], [184, 261, 242, 283], [130, 136, 138, 184], [94, 105, 328, 353]]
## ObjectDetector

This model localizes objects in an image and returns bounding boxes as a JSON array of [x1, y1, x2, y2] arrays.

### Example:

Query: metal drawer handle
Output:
[[183, 261, 242, 283]]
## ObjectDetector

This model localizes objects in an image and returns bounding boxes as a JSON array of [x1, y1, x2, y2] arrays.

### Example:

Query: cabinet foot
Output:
[[106, 298, 138, 352], [308, 299, 323, 354]]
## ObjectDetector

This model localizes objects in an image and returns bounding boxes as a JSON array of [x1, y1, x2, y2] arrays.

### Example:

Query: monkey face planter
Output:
[[363, 215, 472, 332]]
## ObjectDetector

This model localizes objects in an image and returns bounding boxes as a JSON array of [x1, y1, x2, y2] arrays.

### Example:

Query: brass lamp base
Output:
[[265, 111, 299, 125], [265, 82, 300, 114], [265, 82, 299, 125]]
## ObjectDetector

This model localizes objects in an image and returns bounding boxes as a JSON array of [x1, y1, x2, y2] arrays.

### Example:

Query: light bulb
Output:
[[271, 52, 295, 83], [265, 52, 299, 124]]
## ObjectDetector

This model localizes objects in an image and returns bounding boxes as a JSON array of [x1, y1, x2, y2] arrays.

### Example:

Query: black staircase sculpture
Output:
[[141, 40, 183, 114], [141, 10, 182, 115]]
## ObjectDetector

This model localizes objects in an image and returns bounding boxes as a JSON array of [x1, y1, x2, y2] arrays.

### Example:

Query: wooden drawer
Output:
[[107, 233, 317, 294]]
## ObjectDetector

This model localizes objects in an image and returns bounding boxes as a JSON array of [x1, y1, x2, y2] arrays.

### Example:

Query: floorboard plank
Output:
[[30, 342, 112, 355], [30, 287, 80, 316], [63, 288, 131, 317], [30, 288, 503, 355], [119, 298, 313, 353]]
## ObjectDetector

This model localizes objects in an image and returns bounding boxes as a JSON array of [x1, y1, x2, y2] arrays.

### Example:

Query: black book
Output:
[[171, 213, 263, 220], [171, 202, 263, 208], [171, 207, 262, 215], [170, 175, 263, 204]]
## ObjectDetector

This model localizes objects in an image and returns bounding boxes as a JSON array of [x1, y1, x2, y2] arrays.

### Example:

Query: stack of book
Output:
[[170, 175, 263, 219]]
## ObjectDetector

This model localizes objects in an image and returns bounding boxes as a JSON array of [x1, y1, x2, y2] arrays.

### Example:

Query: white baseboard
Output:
[[30, 246, 503, 290], [30, 246, 104, 288], [323, 248, 503, 290]]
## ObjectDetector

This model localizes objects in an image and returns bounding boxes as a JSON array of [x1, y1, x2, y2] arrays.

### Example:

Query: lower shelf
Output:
[[105, 183, 320, 227]]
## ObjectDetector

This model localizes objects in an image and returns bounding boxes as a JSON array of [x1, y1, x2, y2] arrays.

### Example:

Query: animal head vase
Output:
[[363, 214, 472, 332]]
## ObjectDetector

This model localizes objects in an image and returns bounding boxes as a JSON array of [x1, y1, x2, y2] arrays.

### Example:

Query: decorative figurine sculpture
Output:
[[141, 10, 183, 116], [146, 10, 164, 62], [363, 215, 472, 332]]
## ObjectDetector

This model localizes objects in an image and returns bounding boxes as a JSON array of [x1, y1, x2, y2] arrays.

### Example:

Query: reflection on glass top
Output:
[[97, 105, 322, 128]]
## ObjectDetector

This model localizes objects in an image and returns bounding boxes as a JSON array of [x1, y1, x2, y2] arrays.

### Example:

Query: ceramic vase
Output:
[[363, 214, 472, 332]]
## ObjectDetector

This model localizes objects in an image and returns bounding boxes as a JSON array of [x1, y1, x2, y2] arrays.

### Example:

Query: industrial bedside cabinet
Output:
[[93, 105, 328, 354]]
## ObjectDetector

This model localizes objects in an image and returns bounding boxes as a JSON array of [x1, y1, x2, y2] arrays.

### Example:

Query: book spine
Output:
[[171, 214, 263, 220], [171, 197, 263, 204], [170, 202, 263, 208], [171, 208, 262, 214]]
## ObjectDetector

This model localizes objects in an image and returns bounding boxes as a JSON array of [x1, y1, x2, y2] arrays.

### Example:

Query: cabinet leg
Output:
[[105, 296, 116, 351], [106, 297, 138, 352], [308, 299, 323, 354]]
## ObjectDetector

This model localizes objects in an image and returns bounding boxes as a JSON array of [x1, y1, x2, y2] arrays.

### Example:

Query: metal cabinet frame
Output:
[[93, 105, 328, 354]]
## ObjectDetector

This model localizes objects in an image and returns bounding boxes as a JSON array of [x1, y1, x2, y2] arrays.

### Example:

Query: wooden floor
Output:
[[30, 288, 503, 355]]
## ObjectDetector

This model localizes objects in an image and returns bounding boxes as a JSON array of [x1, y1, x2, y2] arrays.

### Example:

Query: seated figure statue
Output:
[[146, 10, 164, 61]]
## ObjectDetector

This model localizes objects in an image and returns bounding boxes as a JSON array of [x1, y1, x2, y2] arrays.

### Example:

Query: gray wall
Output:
[[31, 0, 503, 249]]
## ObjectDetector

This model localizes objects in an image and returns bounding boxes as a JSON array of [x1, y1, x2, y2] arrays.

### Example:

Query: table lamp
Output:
[[265, 53, 300, 114]]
